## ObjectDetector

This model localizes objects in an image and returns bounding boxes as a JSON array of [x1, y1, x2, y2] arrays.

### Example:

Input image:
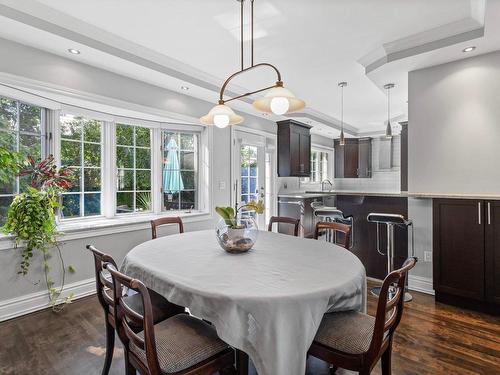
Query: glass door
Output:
[[234, 132, 267, 229]]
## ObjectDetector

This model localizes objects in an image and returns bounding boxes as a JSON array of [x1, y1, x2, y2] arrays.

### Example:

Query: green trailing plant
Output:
[[216, 200, 264, 229], [1, 152, 75, 310]]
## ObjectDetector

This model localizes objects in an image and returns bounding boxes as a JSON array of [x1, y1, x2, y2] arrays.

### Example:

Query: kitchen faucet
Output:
[[321, 179, 333, 192]]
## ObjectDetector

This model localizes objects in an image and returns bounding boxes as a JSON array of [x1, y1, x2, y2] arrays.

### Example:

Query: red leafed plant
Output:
[[18, 154, 73, 190]]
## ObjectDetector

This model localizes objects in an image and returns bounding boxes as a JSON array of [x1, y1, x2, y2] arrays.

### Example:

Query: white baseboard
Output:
[[408, 275, 434, 295], [0, 277, 96, 322]]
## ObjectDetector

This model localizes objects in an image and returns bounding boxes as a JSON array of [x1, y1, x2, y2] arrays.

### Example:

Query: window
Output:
[[0, 97, 45, 225], [116, 124, 152, 213], [59, 113, 103, 218], [162, 131, 198, 211], [301, 148, 331, 184]]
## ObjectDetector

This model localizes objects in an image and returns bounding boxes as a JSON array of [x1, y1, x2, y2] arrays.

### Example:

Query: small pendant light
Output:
[[338, 81, 347, 146], [384, 83, 395, 139]]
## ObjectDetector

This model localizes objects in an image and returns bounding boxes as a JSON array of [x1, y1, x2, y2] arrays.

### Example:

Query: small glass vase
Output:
[[215, 216, 258, 253]]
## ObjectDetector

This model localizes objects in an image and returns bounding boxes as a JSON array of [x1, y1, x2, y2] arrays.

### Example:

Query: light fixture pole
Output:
[[338, 82, 347, 146], [384, 83, 395, 139]]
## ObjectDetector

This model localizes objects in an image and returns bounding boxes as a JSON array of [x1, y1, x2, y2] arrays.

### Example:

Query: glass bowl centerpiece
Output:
[[215, 200, 264, 253]]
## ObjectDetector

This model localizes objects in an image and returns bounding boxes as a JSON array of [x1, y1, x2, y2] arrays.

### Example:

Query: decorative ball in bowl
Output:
[[215, 216, 258, 253]]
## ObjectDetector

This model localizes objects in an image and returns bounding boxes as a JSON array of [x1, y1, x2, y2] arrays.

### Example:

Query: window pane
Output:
[[0, 178, 15, 194], [117, 169, 134, 191], [117, 146, 133, 168], [241, 177, 248, 194], [19, 134, 41, 158], [84, 120, 101, 143], [117, 192, 134, 213], [163, 191, 180, 211], [250, 177, 257, 194], [180, 133, 194, 150], [68, 168, 81, 192], [84, 168, 101, 192], [136, 148, 150, 169], [116, 124, 133, 145], [180, 151, 194, 170], [136, 170, 151, 190], [136, 127, 150, 147], [0, 130, 15, 150], [61, 140, 81, 166], [84, 143, 101, 167], [19, 103, 41, 133], [181, 191, 195, 210], [84, 193, 101, 216], [0, 196, 13, 226], [60, 115, 82, 140], [0, 98, 17, 131], [136, 192, 151, 212], [181, 171, 195, 189], [19, 175, 32, 192], [62, 194, 80, 218]]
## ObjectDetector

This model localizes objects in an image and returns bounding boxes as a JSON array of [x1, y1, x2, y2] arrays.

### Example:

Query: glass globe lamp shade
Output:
[[252, 85, 305, 115], [200, 104, 244, 127]]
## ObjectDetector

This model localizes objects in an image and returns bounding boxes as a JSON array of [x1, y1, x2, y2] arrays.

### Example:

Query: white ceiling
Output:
[[0, 0, 499, 137]]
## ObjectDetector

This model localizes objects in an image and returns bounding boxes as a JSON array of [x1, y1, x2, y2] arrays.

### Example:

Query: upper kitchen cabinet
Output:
[[277, 120, 311, 177], [334, 137, 372, 178]]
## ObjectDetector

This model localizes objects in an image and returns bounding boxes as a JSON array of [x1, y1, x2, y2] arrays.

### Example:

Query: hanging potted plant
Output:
[[1, 152, 75, 310]]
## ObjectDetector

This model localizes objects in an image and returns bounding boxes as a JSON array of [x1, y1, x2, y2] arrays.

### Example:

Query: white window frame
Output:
[[300, 145, 334, 186]]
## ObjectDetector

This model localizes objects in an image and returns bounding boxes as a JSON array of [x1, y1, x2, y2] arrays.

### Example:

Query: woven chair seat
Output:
[[131, 314, 230, 374], [314, 311, 375, 354]]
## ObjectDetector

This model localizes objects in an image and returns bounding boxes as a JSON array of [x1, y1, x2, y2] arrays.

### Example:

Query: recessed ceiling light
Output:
[[180, 85, 189, 91], [462, 46, 476, 53], [68, 48, 81, 55]]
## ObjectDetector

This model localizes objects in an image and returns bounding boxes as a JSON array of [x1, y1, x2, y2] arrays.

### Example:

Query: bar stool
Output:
[[311, 203, 354, 248], [367, 213, 415, 302]]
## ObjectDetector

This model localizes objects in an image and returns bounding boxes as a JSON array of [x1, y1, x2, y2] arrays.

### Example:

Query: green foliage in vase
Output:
[[215, 199, 264, 229], [0, 151, 76, 310]]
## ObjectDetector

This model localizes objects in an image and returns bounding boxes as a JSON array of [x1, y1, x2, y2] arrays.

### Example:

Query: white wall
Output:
[[408, 50, 500, 195]]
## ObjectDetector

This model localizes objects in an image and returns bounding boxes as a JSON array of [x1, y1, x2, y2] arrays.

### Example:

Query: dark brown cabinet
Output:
[[433, 199, 500, 309], [485, 200, 500, 304], [334, 138, 371, 178], [277, 120, 311, 177]]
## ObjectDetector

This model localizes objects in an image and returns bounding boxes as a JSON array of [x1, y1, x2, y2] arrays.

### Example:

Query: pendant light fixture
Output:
[[338, 82, 347, 146], [384, 83, 395, 139], [200, 0, 306, 127]]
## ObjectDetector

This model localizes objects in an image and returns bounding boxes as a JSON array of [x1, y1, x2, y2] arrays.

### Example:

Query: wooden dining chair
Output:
[[308, 257, 417, 375], [151, 217, 184, 239], [105, 263, 236, 375], [314, 221, 352, 249], [87, 245, 184, 375], [267, 216, 300, 237]]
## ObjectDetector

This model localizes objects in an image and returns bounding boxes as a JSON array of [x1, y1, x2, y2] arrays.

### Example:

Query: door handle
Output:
[[488, 202, 491, 225], [478, 202, 481, 225]]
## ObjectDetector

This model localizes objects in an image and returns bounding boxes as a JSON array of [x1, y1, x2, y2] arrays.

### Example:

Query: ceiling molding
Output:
[[358, 4, 486, 75]]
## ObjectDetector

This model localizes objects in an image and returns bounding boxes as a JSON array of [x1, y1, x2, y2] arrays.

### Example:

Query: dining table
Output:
[[121, 229, 366, 375]]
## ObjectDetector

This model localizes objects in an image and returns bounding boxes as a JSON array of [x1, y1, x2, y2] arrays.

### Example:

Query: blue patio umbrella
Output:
[[163, 138, 184, 193]]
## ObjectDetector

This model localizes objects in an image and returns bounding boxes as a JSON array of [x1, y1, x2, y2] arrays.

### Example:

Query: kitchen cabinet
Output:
[[485, 200, 500, 304], [277, 120, 311, 177], [357, 138, 372, 178], [433, 199, 500, 310], [334, 138, 371, 178]]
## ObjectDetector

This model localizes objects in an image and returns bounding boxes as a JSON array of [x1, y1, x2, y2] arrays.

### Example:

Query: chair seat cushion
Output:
[[130, 314, 230, 374], [314, 311, 375, 355]]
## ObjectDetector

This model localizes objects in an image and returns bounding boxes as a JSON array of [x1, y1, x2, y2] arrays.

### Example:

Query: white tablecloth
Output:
[[121, 229, 366, 375]]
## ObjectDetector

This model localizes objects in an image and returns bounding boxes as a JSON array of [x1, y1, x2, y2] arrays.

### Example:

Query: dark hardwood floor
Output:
[[1, 283, 499, 375]]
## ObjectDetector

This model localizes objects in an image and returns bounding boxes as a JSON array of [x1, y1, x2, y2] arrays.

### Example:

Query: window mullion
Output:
[[152, 128, 162, 214], [103, 121, 116, 218]]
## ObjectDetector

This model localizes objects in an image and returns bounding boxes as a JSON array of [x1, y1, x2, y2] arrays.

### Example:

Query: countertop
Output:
[[277, 191, 406, 199], [278, 190, 500, 200]]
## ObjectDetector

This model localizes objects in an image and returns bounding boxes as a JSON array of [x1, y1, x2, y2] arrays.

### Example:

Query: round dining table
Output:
[[121, 229, 366, 375]]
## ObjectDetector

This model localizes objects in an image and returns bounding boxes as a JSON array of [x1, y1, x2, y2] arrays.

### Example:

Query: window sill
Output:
[[0, 211, 212, 250]]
